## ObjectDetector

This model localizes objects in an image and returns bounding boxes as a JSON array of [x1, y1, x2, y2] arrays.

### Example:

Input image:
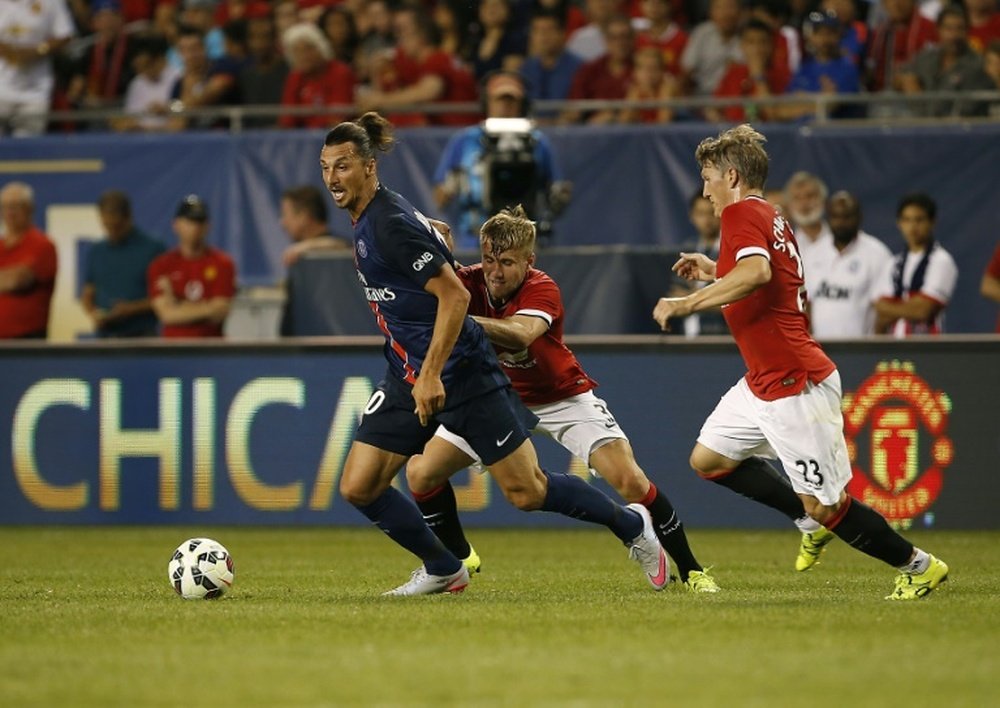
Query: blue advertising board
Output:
[[1, 339, 996, 528]]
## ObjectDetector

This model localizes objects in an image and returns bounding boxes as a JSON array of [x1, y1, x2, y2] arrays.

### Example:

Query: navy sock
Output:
[[541, 471, 643, 543], [707, 456, 806, 522], [827, 496, 914, 567], [641, 483, 702, 582], [355, 487, 461, 576], [412, 481, 471, 560]]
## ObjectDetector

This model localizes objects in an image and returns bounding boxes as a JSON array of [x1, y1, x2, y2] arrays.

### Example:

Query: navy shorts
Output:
[[355, 372, 538, 466]]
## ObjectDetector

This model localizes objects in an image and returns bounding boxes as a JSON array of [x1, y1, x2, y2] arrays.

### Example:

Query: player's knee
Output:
[[405, 455, 432, 495], [611, 470, 650, 503], [688, 452, 715, 479], [802, 495, 843, 525], [339, 476, 378, 507], [499, 475, 546, 511]]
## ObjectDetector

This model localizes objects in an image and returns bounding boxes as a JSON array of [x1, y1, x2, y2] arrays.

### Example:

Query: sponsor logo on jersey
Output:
[[356, 269, 396, 301], [843, 361, 952, 529], [412, 252, 433, 271], [815, 281, 851, 300]]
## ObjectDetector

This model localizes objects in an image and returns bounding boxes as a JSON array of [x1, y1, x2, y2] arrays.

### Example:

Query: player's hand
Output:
[[653, 297, 692, 331], [412, 373, 446, 426], [672, 252, 716, 282]]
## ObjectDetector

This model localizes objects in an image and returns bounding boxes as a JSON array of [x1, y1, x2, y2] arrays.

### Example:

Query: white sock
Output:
[[898, 548, 930, 574], [794, 515, 822, 533]]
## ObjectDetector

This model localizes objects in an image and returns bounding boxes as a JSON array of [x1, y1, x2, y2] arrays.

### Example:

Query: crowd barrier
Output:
[[1, 337, 995, 529], [3, 123, 999, 340]]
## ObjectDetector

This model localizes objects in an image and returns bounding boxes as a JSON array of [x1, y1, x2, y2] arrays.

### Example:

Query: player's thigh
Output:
[[534, 392, 628, 468], [408, 428, 478, 492], [340, 441, 409, 504], [760, 372, 852, 506], [695, 378, 774, 474], [353, 380, 435, 458], [437, 385, 537, 466]]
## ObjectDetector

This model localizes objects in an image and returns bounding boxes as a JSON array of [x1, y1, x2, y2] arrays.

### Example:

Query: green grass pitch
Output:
[[1, 527, 997, 707]]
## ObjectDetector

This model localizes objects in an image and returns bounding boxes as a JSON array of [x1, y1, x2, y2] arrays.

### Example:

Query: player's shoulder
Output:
[[206, 247, 235, 268], [524, 267, 559, 291]]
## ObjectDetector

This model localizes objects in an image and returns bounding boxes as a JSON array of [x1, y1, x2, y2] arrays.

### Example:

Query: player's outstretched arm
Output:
[[654, 255, 770, 331], [413, 265, 471, 426], [472, 314, 548, 350]]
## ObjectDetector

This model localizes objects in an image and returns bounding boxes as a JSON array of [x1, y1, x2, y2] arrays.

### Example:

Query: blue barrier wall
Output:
[[1, 339, 995, 528], [3, 123, 999, 331]]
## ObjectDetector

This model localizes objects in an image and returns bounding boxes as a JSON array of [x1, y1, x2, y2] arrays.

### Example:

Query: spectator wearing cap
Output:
[[81, 190, 165, 337], [114, 33, 182, 131], [897, 4, 994, 117], [278, 22, 354, 129], [0, 182, 57, 339], [781, 10, 862, 121], [433, 70, 568, 248], [0, 0, 74, 136], [147, 195, 236, 338]]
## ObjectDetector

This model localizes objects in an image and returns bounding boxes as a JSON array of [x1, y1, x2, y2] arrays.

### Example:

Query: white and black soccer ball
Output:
[[168, 537, 235, 599]]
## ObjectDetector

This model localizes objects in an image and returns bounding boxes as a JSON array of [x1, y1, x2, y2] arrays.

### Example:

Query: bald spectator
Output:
[[807, 192, 893, 339], [0, 183, 57, 339]]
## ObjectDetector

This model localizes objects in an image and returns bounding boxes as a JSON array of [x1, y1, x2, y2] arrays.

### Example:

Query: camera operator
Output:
[[432, 70, 571, 250]]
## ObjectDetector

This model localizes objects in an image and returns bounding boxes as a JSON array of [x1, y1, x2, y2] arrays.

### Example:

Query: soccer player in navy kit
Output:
[[322, 112, 666, 595]]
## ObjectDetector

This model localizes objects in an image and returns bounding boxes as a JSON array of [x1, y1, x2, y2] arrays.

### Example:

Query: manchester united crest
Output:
[[842, 361, 952, 529]]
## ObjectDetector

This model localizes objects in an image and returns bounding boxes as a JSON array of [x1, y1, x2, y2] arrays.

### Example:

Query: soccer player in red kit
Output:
[[148, 195, 236, 337], [652, 124, 948, 600], [406, 205, 719, 592]]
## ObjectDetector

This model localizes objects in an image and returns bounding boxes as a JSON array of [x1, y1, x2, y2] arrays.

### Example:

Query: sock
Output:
[[824, 496, 914, 568], [707, 457, 807, 523], [541, 470, 643, 543], [640, 484, 702, 582], [795, 516, 823, 533], [411, 481, 471, 560], [898, 549, 930, 574], [355, 487, 461, 576]]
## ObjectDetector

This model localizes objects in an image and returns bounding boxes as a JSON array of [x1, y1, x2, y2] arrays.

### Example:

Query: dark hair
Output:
[[324, 112, 396, 160], [896, 192, 937, 220], [222, 18, 248, 45], [282, 185, 328, 223], [987, 39, 1000, 56], [133, 32, 169, 59], [177, 23, 206, 41], [530, 8, 565, 29], [319, 6, 359, 59], [742, 18, 774, 37], [936, 3, 968, 27], [396, 5, 441, 46], [97, 189, 131, 218]]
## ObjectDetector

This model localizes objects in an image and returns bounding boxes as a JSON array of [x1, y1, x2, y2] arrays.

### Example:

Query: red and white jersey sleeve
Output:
[[459, 265, 596, 406], [717, 196, 835, 401]]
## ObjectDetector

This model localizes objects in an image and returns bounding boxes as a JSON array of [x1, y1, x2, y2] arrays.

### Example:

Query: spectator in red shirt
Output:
[[279, 22, 355, 129], [709, 19, 791, 122], [564, 14, 635, 124], [982, 242, 1000, 331], [618, 45, 678, 122], [0, 182, 57, 340], [966, 0, 1000, 53], [148, 195, 236, 338], [866, 0, 938, 91], [635, 0, 689, 77], [360, 6, 477, 126]]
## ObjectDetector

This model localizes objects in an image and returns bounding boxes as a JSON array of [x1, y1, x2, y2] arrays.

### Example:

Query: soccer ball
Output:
[[168, 537, 235, 599]]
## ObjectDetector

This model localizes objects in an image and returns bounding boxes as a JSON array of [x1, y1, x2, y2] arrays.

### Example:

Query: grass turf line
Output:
[[0, 528, 996, 707]]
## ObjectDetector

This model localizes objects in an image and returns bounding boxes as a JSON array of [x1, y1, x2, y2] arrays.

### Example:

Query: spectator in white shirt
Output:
[[808, 191, 893, 339], [784, 170, 833, 297], [874, 192, 959, 336], [566, 0, 618, 61], [114, 33, 181, 132], [0, 0, 74, 136]]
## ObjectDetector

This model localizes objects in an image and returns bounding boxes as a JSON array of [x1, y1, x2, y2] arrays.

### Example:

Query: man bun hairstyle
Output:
[[324, 111, 396, 161], [695, 123, 770, 190], [480, 204, 536, 257]]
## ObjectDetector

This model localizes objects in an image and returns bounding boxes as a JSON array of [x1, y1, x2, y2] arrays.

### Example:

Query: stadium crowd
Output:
[[3, 0, 1000, 135]]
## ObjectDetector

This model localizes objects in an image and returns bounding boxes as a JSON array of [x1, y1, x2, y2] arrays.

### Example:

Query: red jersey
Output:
[[458, 265, 596, 407], [636, 24, 688, 76], [387, 49, 478, 127], [147, 247, 236, 338], [714, 62, 790, 122], [988, 243, 1000, 333], [279, 60, 355, 129], [0, 227, 57, 338], [968, 13, 1000, 53], [717, 196, 835, 401]]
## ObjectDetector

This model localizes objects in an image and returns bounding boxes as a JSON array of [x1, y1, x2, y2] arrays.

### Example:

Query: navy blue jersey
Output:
[[353, 185, 497, 387]]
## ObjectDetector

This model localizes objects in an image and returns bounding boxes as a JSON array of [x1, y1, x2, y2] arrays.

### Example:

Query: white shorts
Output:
[[435, 390, 627, 474], [696, 371, 852, 506]]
